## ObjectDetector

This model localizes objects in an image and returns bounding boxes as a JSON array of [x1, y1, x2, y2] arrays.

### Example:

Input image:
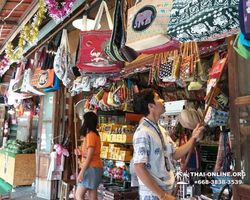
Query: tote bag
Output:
[[76, 1, 123, 72], [125, 0, 172, 51], [30, 48, 46, 87], [167, 0, 239, 42], [37, 52, 55, 88]]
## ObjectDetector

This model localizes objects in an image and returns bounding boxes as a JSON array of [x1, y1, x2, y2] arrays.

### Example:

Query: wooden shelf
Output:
[[103, 175, 131, 183]]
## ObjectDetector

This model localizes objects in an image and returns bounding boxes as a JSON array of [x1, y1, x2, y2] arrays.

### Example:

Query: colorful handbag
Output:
[[99, 91, 110, 107], [168, 0, 240, 42], [239, 0, 250, 39], [77, 1, 123, 72], [119, 0, 139, 62], [204, 106, 229, 127], [37, 52, 55, 88], [234, 31, 250, 59], [104, 0, 128, 62], [107, 84, 120, 107], [180, 43, 194, 80], [125, 0, 172, 51], [13, 62, 25, 93], [209, 52, 228, 78], [54, 29, 69, 80], [30, 48, 46, 87], [43, 74, 60, 92]]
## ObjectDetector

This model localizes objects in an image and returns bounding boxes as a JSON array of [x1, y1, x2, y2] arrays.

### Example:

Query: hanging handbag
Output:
[[119, 0, 139, 62], [54, 29, 68, 80], [239, 0, 250, 39], [107, 84, 120, 107], [167, 0, 239, 43], [180, 43, 194, 80], [30, 48, 46, 87], [209, 52, 228, 78], [104, 0, 128, 62], [37, 52, 55, 88], [8, 68, 31, 105], [204, 106, 229, 127], [125, 0, 172, 51], [21, 59, 45, 96], [77, 2, 123, 73], [43, 74, 60, 92], [234, 31, 250, 59], [13, 62, 25, 93]]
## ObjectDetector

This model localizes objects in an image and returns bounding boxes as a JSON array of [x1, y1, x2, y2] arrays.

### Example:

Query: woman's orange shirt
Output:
[[81, 131, 103, 168]]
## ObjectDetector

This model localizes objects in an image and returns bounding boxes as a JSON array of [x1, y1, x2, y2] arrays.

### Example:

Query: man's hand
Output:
[[163, 193, 176, 200], [192, 123, 204, 142]]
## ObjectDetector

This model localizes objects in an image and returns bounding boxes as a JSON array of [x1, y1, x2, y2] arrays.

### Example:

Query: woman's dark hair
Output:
[[133, 88, 156, 116], [79, 112, 99, 137]]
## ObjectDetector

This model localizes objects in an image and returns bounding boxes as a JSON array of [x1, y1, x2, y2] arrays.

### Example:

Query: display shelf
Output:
[[103, 175, 131, 183], [102, 158, 130, 164], [104, 141, 133, 146]]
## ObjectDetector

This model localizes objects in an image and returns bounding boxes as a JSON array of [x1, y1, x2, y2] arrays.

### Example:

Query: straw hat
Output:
[[178, 108, 200, 130]]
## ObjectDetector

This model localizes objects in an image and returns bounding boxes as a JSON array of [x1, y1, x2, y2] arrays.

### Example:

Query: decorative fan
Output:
[[75, 99, 92, 120]]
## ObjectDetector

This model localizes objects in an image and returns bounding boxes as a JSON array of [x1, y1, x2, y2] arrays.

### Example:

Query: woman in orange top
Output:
[[76, 112, 103, 200]]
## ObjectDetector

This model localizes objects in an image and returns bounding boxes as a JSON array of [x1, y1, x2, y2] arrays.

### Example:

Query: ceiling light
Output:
[[72, 18, 101, 31]]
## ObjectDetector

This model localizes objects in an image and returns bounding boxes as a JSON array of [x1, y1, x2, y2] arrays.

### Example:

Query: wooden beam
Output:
[[1, 9, 24, 14], [2, 16, 20, 20], [235, 96, 250, 106], [23, 0, 99, 59], [0, 0, 39, 54], [0, 20, 17, 25], [6, 2, 30, 6]]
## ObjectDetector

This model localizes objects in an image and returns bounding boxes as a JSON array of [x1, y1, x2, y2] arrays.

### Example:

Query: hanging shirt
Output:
[[133, 118, 177, 199], [81, 131, 103, 168]]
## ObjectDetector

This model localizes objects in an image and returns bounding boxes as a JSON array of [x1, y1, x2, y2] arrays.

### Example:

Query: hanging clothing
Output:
[[47, 152, 65, 180]]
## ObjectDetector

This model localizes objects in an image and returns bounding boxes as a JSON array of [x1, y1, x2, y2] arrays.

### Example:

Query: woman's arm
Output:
[[81, 146, 95, 172]]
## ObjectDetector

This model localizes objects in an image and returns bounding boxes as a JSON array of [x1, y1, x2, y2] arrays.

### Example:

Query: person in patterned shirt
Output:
[[133, 88, 204, 200]]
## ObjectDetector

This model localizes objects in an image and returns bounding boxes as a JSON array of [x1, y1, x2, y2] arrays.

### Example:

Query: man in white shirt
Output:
[[133, 88, 204, 200]]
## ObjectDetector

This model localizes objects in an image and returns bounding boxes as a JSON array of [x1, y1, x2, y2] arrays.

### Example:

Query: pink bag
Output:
[[76, 2, 123, 72], [138, 39, 180, 54]]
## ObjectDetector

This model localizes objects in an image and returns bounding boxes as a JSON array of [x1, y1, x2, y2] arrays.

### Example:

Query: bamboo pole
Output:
[[173, 54, 229, 197], [73, 101, 79, 186]]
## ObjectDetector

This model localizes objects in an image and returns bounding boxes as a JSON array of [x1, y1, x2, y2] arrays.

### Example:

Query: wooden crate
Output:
[[0, 151, 36, 187]]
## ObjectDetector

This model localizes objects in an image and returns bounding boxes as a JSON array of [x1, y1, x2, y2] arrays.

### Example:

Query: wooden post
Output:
[[73, 102, 79, 185]]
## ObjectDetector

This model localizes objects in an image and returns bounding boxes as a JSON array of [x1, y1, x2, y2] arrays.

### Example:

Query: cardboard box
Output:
[[121, 133, 134, 143], [118, 155, 133, 162], [120, 150, 132, 157], [101, 152, 108, 159], [101, 146, 109, 153]]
